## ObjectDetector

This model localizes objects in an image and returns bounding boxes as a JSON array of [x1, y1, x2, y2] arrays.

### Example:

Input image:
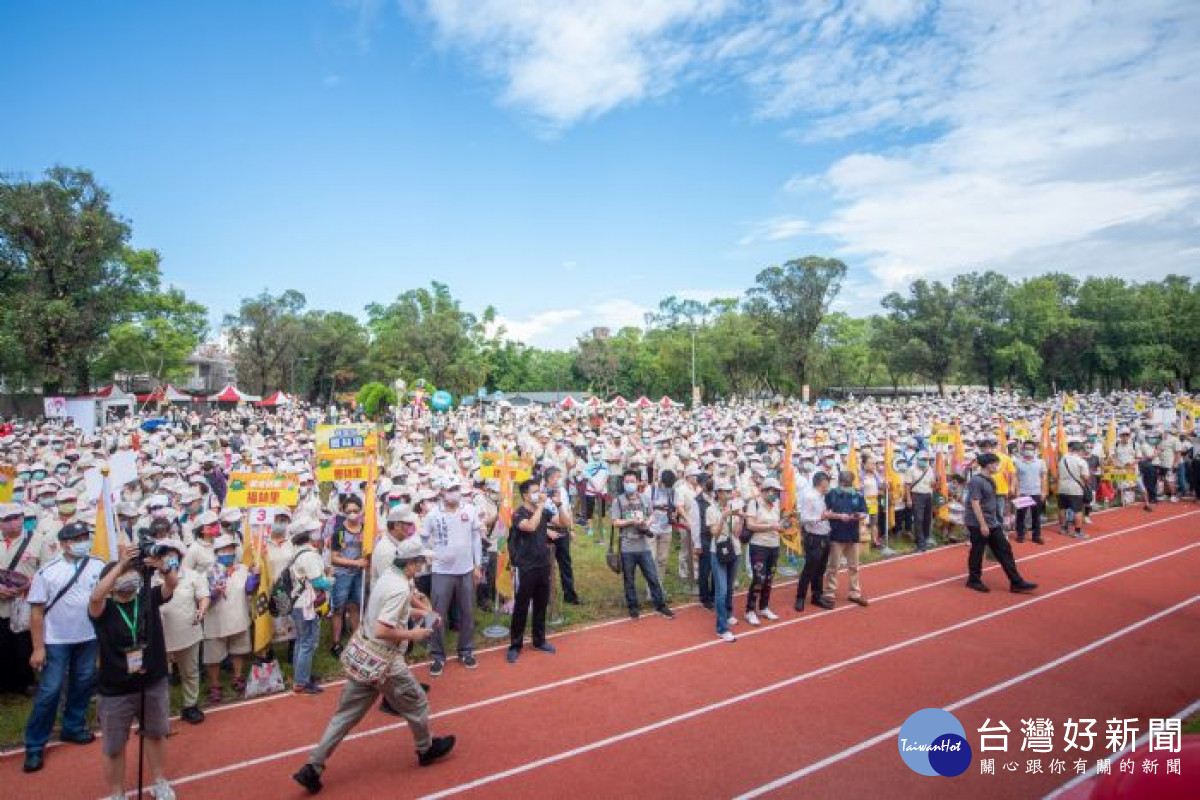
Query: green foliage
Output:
[[356, 381, 397, 418], [223, 290, 307, 397]]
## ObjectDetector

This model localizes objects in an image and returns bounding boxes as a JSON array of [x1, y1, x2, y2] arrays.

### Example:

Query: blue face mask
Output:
[[217, 553, 236, 567]]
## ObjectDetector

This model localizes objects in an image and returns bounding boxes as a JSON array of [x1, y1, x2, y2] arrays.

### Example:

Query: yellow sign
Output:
[[316, 424, 375, 455], [930, 424, 955, 447], [226, 472, 300, 508], [0, 466, 14, 503], [1011, 422, 1031, 442], [1134, 398, 1146, 411], [316, 453, 372, 483], [1100, 468, 1137, 484], [477, 451, 532, 483]]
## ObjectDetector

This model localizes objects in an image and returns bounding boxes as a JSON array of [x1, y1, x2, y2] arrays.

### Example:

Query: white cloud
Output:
[[420, 0, 734, 129], [488, 309, 583, 345], [487, 298, 652, 349], [738, 216, 810, 245]]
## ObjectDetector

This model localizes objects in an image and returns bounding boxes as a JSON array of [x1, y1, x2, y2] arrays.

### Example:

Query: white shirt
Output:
[[159, 567, 209, 652], [27, 555, 105, 645], [423, 504, 483, 575], [799, 487, 830, 536]]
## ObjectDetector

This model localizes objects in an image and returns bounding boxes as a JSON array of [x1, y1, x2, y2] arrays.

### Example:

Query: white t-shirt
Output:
[[423, 504, 483, 576], [26, 555, 105, 645], [202, 565, 252, 639], [159, 567, 209, 652]]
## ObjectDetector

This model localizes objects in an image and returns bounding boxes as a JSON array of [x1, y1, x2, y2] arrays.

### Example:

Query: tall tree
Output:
[[0, 167, 156, 392], [745, 256, 847, 388], [297, 310, 368, 403], [951, 271, 1013, 393], [223, 290, 307, 396], [882, 279, 958, 395]]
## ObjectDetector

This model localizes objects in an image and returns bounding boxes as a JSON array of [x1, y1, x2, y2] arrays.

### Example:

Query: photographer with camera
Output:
[[88, 540, 179, 800], [612, 470, 674, 621]]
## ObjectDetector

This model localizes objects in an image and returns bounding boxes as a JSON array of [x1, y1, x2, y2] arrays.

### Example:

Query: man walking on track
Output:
[[964, 454, 1038, 595], [292, 537, 455, 794]]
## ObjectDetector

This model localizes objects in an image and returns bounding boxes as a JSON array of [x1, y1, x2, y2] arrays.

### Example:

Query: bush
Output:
[[356, 382, 397, 419]]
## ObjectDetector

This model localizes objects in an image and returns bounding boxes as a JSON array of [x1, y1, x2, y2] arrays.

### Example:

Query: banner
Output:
[[316, 453, 373, 483], [1101, 468, 1137, 484], [225, 472, 300, 508], [316, 424, 374, 454], [43, 397, 68, 418], [930, 423, 955, 447]]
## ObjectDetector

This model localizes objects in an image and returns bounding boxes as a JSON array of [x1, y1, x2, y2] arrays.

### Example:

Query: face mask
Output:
[[916, 460, 928, 467], [444, 491, 461, 504], [345, 511, 362, 522], [32, 471, 46, 480], [1023, 451, 1035, 460], [270, 522, 287, 535], [55, 466, 69, 475], [152, 508, 169, 519], [68, 540, 91, 558], [39, 497, 56, 509], [528, 491, 541, 504], [217, 553, 236, 567], [114, 574, 143, 595], [58, 503, 77, 516], [623, 482, 637, 494]]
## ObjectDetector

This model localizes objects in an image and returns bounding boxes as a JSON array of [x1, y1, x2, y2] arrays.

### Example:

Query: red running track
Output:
[[3, 506, 1198, 800]]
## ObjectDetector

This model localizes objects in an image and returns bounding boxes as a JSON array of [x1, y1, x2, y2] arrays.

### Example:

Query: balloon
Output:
[[431, 390, 453, 412]]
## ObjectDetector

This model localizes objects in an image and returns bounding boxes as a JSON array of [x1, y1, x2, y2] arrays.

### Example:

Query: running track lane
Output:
[[407, 534, 1200, 799], [146, 509, 1197, 799], [3, 507, 1191, 799]]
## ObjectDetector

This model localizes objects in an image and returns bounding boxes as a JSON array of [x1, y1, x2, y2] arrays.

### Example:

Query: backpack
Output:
[[268, 551, 305, 617]]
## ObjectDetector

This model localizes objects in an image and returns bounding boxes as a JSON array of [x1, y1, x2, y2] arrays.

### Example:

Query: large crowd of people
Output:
[[0, 389, 1197, 796]]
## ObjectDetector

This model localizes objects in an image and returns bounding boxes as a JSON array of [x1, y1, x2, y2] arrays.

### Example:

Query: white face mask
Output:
[[68, 540, 91, 558], [114, 573, 143, 596], [444, 490, 461, 505], [528, 491, 541, 504]]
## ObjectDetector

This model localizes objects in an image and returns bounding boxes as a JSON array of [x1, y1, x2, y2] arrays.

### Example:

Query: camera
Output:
[[132, 532, 178, 573]]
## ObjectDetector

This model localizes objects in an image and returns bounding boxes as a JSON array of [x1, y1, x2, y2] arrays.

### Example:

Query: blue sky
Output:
[[3, 1, 1198, 348]]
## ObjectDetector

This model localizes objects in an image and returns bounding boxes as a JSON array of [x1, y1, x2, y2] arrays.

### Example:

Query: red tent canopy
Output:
[[560, 396, 577, 409], [585, 396, 603, 409], [258, 390, 294, 407], [208, 385, 260, 403], [634, 396, 653, 409], [137, 384, 193, 403], [659, 396, 680, 408], [609, 396, 629, 409]]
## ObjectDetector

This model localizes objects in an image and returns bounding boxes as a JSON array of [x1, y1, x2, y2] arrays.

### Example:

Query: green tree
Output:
[[297, 310, 368, 403], [951, 271, 1013, 393], [0, 167, 158, 392], [745, 256, 847, 388], [224, 290, 307, 396], [93, 250, 208, 385], [881, 279, 958, 395], [356, 381, 398, 419]]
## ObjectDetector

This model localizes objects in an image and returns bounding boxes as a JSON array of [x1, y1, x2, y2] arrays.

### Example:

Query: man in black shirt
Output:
[[965, 454, 1037, 595], [88, 544, 179, 800], [506, 479, 559, 664]]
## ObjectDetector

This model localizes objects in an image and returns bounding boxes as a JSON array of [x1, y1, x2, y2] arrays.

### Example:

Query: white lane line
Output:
[[9, 503, 1149, 762], [401, 543, 1199, 798], [113, 513, 1198, 794], [736, 597, 1200, 799], [1043, 697, 1200, 799]]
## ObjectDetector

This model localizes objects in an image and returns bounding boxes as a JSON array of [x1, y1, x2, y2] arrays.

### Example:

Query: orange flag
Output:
[[780, 438, 800, 556], [846, 435, 860, 489]]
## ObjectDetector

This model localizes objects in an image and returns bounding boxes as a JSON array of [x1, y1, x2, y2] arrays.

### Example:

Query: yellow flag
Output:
[[846, 435, 860, 489], [250, 535, 273, 653], [952, 422, 965, 467], [91, 471, 119, 563], [779, 438, 801, 556], [1104, 417, 1117, 458], [997, 419, 1008, 453], [362, 460, 378, 556], [883, 438, 897, 530]]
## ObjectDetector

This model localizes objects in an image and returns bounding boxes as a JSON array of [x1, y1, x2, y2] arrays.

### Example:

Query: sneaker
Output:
[[727, 616, 738, 626], [292, 763, 323, 794], [22, 750, 43, 773], [1071, 531, 1088, 539], [656, 606, 675, 619], [1011, 581, 1038, 594], [418, 735, 456, 767], [746, 611, 761, 626], [330, 643, 343, 658], [812, 598, 834, 610], [761, 608, 779, 621], [506, 647, 520, 664], [533, 642, 556, 654], [1170, 496, 1179, 503], [294, 682, 324, 695], [151, 778, 176, 800], [59, 730, 96, 745], [849, 596, 870, 607], [460, 654, 478, 669], [207, 685, 223, 704], [793, 598, 805, 612], [966, 580, 990, 593], [430, 659, 445, 677], [629, 609, 640, 620], [718, 631, 736, 643], [180, 705, 205, 724]]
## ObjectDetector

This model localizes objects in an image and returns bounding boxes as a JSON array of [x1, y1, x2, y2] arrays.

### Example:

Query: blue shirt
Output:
[[825, 488, 867, 543]]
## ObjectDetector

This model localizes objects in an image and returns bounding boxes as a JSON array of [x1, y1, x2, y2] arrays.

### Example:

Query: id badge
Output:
[[125, 648, 144, 674]]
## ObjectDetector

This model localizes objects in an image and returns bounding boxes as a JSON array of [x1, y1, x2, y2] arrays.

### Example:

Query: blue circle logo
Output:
[[897, 708, 973, 777]]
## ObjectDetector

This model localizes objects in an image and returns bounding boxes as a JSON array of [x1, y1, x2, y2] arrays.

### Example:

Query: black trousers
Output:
[[911, 493, 933, 546], [1015, 496, 1043, 541], [0, 617, 34, 694], [510, 564, 551, 650], [476, 551, 497, 610], [697, 531, 714, 605], [966, 525, 1024, 586], [1140, 463, 1159, 502], [552, 535, 578, 602], [796, 533, 830, 602], [745, 544, 779, 612]]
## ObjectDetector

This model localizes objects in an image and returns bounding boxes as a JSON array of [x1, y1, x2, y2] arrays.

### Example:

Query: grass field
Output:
[[0, 516, 958, 749]]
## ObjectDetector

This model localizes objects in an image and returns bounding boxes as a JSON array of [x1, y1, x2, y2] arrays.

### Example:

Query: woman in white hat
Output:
[[201, 534, 258, 703]]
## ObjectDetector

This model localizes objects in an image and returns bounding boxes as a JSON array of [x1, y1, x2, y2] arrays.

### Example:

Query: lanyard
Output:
[[116, 596, 140, 642]]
